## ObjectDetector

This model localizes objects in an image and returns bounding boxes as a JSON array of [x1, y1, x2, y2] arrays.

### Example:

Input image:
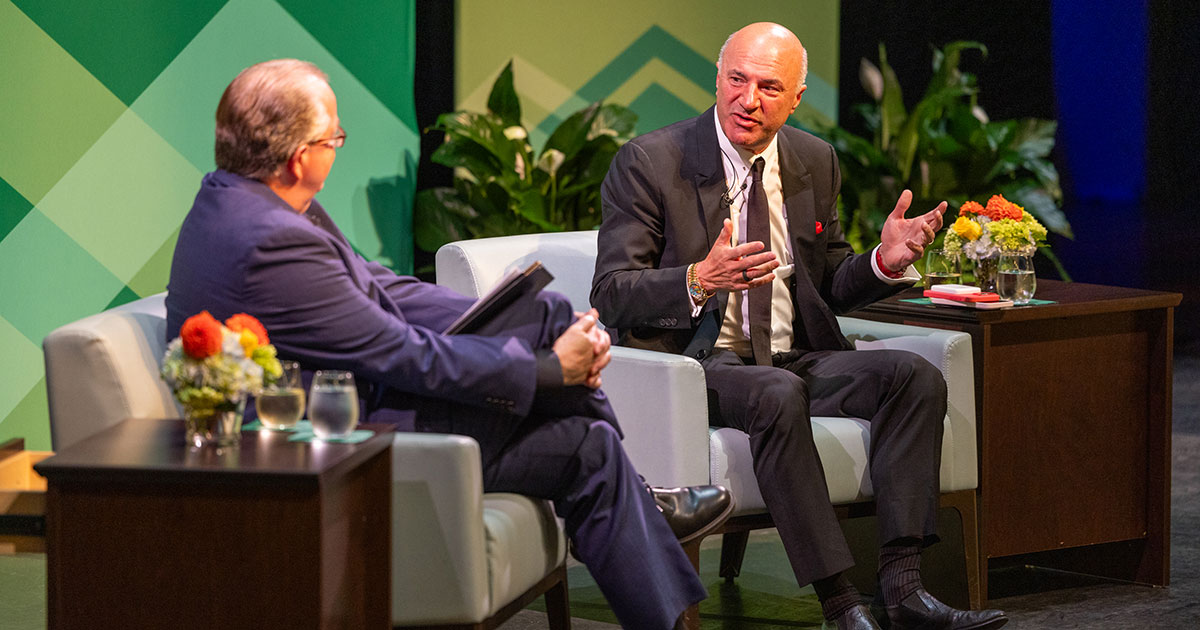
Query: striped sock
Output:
[[813, 572, 862, 621], [878, 541, 923, 606]]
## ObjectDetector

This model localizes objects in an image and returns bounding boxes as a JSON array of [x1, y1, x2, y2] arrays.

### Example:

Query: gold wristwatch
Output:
[[687, 263, 716, 304]]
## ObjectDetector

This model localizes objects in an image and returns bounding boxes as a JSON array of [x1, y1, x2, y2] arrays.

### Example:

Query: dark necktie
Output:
[[746, 158, 773, 366]]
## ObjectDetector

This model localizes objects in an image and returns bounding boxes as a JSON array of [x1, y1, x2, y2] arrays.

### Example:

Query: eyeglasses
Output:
[[307, 126, 346, 150]]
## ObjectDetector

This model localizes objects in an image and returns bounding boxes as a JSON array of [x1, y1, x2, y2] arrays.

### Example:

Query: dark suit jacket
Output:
[[591, 107, 901, 360], [166, 170, 538, 421]]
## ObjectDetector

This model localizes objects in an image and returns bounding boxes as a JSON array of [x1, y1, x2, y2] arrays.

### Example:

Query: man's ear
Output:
[[282, 145, 307, 183], [790, 85, 807, 115]]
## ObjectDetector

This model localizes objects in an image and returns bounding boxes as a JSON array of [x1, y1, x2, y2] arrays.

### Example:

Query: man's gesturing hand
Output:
[[878, 189, 947, 272], [694, 219, 780, 293], [552, 308, 611, 388]]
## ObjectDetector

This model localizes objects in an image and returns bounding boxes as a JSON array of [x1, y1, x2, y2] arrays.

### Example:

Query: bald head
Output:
[[714, 23, 808, 153], [718, 23, 808, 90]]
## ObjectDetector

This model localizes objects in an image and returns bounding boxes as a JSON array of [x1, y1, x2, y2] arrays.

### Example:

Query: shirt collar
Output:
[[712, 108, 779, 174]]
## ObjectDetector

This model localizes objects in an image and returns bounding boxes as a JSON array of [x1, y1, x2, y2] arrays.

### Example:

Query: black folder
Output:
[[444, 261, 555, 335]]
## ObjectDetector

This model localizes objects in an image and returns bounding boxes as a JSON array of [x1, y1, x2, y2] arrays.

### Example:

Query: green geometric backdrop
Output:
[[0, 0, 419, 450], [455, 0, 840, 149]]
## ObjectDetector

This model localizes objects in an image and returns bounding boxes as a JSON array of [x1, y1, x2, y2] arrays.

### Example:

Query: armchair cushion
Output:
[[43, 293, 176, 450], [390, 433, 566, 625]]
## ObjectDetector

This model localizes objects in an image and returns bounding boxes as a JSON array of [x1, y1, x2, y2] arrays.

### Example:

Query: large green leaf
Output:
[[544, 102, 600, 161], [876, 44, 907, 151], [588, 103, 637, 140], [487, 60, 521, 128], [431, 111, 515, 169], [1009, 119, 1057, 161], [999, 180, 1073, 238], [925, 41, 987, 97], [429, 135, 503, 178], [413, 188, 478, 252]]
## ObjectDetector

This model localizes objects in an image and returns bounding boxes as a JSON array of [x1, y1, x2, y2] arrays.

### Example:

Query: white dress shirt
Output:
[[690, 110, 918, 359]]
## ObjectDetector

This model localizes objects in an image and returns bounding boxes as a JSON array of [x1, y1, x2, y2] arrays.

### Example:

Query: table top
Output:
[[857, 279, 1182, 325], [34, 418, 392, 486]]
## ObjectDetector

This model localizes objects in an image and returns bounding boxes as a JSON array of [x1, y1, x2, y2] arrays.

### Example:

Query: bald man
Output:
[[593, 23, 1007, 630]]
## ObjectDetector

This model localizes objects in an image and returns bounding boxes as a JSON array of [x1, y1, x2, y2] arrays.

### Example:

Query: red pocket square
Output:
[[815, 221, 823, 235]]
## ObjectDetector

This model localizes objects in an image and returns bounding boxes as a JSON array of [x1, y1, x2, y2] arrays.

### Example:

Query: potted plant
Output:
[[816, 41, 1071, 278], [414, 61, 637, 265]]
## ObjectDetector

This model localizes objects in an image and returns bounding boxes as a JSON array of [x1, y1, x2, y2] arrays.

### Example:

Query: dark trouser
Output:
[[403, 291, 708, 629], [702, 346, 947, 587]]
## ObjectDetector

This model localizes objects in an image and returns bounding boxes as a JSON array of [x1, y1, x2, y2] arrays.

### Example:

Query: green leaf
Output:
[[487, 60, 522, 127], [1027, 157, 1062, 200], [511, 189, 560, 231], [431, 111, 514, 168], [588, 103, 637, 140], [429, 136, 503, 178], [999, 181, 1073, 238], [876, 43, 907, 152], [545, 102, 600, 160], [925, 41, 987, 97], [413, 188, 478, 253], [1009, 118, 1057, 160]]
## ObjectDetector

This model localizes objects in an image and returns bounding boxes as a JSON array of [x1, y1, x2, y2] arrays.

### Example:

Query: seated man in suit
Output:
[[592, 23, 1007, 630], [166, 59, 732, 630]]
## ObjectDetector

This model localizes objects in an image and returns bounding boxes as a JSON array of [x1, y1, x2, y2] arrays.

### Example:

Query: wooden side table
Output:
[[852, 280, 1181, 599], [35, 419, 392, 630]]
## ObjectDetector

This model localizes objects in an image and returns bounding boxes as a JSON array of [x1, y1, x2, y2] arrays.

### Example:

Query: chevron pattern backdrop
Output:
[[0, 0, 418, 449], [455, 1, 840, 150]]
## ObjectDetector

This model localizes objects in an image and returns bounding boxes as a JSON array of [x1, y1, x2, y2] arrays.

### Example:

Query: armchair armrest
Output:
[[602, 346, 711, 488], [838, 316, 978, 492], [390, 433, 489, 622]]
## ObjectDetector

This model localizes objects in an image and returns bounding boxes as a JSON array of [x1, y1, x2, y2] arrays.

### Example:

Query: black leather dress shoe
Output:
[[651, 484, 733, 544], [882, 589, 1007, 630], [822, 604, 882, 629]]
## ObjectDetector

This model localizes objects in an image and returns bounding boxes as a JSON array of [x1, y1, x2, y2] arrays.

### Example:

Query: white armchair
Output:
[[437, 231, 983, 611], [42, 293, 571, 629]]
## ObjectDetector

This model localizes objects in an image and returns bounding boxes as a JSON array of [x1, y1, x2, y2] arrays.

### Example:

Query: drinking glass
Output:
[[923, 248, 962, 290], [997, 253, 1036, 304], [256, 360, 304, 430], [308, 370, 359, 439]]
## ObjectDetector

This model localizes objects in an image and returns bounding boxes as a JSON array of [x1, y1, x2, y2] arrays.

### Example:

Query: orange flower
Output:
[[225, 313, 269, 345], [180, 311, 223, 359], [959, 201, 984, 216], [984, 194, 1024, 221]]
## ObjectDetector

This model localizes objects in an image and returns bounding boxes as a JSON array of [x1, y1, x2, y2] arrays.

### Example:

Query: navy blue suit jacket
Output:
[[166, 170, 539, 421]]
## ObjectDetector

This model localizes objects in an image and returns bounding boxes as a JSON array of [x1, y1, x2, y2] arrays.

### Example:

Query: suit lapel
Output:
[[683, 107, 730, 251], [682, 107, 734, 320], [777, 132, 820, 287]]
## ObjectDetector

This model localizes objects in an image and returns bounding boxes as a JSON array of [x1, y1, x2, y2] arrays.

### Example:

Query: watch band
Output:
[[687, 263, 716, 304]]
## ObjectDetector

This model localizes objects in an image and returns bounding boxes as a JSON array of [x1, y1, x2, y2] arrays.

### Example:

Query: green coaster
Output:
[[242, 420, 312, 433], [287, 429, 374, 444], [900, 297, 1056, 306]]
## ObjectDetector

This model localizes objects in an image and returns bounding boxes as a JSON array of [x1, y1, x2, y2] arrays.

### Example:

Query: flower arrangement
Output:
[[943, 194, 1049, 261], [161, 311, 282, 422]]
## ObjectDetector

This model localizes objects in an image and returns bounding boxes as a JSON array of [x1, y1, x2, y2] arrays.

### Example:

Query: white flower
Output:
[[538, 149, 565, 178], [860, 58, 884, 102], [514, 153, 526, 179], [503, 126, 527, 141]]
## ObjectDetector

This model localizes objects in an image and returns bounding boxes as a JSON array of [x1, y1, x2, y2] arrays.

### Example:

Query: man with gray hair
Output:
[[593, 23, 1008, 630], [166, 59, 733, 630]]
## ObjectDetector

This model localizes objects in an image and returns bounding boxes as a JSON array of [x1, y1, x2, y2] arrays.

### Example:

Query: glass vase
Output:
[[183, 401, 245, 448], [973, 255, 999, 293]]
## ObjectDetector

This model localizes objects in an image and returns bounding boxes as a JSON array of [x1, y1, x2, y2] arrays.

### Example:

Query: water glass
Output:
[[308, 370, 359, 439], [923, 248, 963, 290], [997, 253, 1036, 304], [256, 360, 305, 430]]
